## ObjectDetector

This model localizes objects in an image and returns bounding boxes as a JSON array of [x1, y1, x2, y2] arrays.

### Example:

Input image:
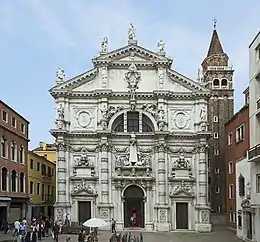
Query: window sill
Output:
[[0, 156, 8, 160]]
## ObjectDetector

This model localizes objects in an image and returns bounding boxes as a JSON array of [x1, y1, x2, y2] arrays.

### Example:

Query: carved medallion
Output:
[[77, 111, 92, 128], [174, 112, 188, 129]]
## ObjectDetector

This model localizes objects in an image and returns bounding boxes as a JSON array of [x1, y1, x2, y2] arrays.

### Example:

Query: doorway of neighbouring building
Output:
[[176, 202, 188, 229], [123, 185, 145, 228], [0, 206, 7, 222], [78, 201, 91, 226]]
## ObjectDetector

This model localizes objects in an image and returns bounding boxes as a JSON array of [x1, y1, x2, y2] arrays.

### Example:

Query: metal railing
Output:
[[248, 144, 260, 161]]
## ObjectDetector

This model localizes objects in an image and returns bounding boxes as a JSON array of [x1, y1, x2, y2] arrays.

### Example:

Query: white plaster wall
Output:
[[236, 157, 250, 239]]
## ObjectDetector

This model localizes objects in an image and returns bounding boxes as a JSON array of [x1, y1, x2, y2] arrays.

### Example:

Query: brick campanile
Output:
[[201, 24, 234, 216]]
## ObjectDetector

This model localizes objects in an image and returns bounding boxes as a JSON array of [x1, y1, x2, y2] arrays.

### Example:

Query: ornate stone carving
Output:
[[56, 68, 65, 83], [246, 182, 251, 199], [200, 106, 206, 122], [157, 40, 165, 52], [100, 36, 108, 53], [172, 149, 191, 169], [241, 199, 251, 208], [128, 23, 136, 43], [70, 145, 99, 153], [56, 209, 64, 219], [160, 210, 166, 222], [55, 141, 66, 151], [125, 62, 140, 101], [158, 68, 164, 89], [101, 66, 108, 88], [170, 181, 193, 196], [100, 105, 124, 122], [76, 110, 93, 128], [156, 108, 166, 131], [201, 210, 209, 223], [100, 208, 109, 219], [75, 151, 93, 167], [141, 103, 157, 117], [72, 180, 97, 195], [57, 104, 64, 120], [173, 112, 189, 129]]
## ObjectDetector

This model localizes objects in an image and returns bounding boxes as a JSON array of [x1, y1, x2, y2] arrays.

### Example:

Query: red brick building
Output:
[[224, 88, 249, 228], [0, 100, 29, 222]]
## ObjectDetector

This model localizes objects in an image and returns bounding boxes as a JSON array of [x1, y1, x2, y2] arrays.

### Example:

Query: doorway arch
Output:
[[123, 185, 145, 228]]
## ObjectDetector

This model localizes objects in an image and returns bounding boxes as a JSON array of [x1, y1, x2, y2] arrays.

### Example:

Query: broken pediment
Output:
[[170, 181, 194, 198], [71, 182, 97, 197]]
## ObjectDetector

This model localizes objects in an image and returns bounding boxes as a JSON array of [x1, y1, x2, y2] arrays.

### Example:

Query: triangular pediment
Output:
[[71, 188, 98, 197], [168, 70, 209, 92], [93, 44, 172, 64], [49, 68, 97, 92]]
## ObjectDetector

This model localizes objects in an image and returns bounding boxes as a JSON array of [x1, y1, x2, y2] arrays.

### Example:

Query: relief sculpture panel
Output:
[[169, 108, 193, 132]]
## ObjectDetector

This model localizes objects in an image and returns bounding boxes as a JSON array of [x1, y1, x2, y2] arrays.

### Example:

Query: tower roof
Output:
[[206, 28, 224, 57]]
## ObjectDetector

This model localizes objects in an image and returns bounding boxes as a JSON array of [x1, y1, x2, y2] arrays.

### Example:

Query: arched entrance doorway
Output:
[[123, 185, 145, 228]]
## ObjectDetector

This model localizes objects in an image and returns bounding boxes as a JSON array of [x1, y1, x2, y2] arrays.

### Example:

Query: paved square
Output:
[[60, 227, 241, 242]]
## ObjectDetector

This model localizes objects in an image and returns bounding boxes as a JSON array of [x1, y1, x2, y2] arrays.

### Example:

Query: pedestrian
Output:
[[111, 218, 116, 233], [52, 222, 60, 242], [78, 228, 85, 242], [13, 219, 20, 236], [25, 226, 37, 242]]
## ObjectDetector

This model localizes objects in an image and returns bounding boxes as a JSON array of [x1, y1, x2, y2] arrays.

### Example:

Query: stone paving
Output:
[[0, 226, 242, 242]]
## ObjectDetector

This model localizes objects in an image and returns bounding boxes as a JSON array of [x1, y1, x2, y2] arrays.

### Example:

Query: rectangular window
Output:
[[216, 206, 221, 212], [256, 174, 260, 193], [36, 183, 40, 195], [215, 168, 220, 174], [213, 116, 218, 122], [1, 139, 7, 158], [230, 212, 234, 222], [41, 164, 46, 175], [37, 162, 40, 172], [228, 133, 232, 145], [47, 166, 51, 177], [30, 159, 34, 169], [229, 184, 234, 199], [42, 184, 45, 200], [236, 124, 245, 142], [215, 187, 220, 194], [228, 162, 233, 174], [214, 132, 219, 139], [214, 149, 219, 156], [11, 116, 16, 127], [20, 123, 25, 133], [2, 110, 7, 122], [30, 181, 34, 195]]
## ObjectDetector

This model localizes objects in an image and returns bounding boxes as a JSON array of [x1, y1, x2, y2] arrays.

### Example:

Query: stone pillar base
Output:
[[145, 222, 154, 231], [154, 222, 170, 232], [194, 223, 212, 233], [54, 202, 71, 221], [115, 222, 124, 231]]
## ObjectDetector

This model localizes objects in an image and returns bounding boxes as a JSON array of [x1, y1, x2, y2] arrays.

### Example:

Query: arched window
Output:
[[112, 112, 154, 133], [19, 146, 24, 164], [11, 141, 17, 161], [213, 79, 220, 87], [238, 174, 245, 197], [19, 172, 24, 193], [0, 137, 7, 158], [221, 79, 228, 88], [11, 170, 17, 192], [1, 167, 8, 191]]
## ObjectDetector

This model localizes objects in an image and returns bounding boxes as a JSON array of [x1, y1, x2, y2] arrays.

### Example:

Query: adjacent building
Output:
[[49, 25, 213, 232], [224, 88, 249, 229], [247, 31, 260, 242], [27, 151, 56, 219], [0, 100, 29, 222], [201, 25, 234, 224], [33, 142, 56, 163]]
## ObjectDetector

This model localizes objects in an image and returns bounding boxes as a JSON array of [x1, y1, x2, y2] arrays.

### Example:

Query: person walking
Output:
[[25, 226, 37, 242], [111, 218, 116, 233], [52, 222, 60, 242], [13, 219, 20, 236]]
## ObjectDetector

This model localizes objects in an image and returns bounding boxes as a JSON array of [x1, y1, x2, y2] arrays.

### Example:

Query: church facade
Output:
[[50, 25, 212, 232]]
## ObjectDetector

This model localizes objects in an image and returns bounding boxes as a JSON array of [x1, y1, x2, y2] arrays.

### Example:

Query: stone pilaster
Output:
[[158, 144, 166, 204], [54, 139, 69, 221], [194, 140, 212, 232]]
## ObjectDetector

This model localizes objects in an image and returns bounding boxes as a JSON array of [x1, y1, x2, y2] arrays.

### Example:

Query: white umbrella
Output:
[[63, 212, 71, 216], [82, 218, 108, 228]]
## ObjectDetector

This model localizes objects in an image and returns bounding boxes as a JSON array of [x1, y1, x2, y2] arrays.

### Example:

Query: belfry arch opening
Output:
[[112, 111, 154, 133], [123, 185, 145, 228]]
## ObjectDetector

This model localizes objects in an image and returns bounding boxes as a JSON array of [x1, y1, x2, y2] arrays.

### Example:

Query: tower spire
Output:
[[206, 20, 224, 57]]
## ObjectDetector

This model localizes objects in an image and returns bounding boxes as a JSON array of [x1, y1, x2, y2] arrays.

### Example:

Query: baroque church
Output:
[[48, 24, 230, 232]]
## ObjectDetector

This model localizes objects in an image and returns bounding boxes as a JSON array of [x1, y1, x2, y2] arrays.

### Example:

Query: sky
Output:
[[0, 0, 259, 149]]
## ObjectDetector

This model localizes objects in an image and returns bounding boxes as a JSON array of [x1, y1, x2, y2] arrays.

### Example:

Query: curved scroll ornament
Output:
[[173, 112, 189, 129]]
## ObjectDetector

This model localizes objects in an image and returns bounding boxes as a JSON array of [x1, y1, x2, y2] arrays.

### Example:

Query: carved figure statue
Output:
[[200, 106, 206, 121], [100, 37, 108, 52], [128, 23, 136, 41], [57, 104, 64, 119], [129, 133, 138, 165], [172, 149, 191, 169], [56, 120, 64, 129], [197, 68, 204, 82], [157, 40, 165, 52], [142, 103, 157, 117], [246, 182, 251, 199], [115, 154, 122, 166], [157, 109, 165, 121], [56, 68, 65, 82]]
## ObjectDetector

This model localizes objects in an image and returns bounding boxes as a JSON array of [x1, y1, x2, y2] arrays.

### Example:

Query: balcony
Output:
[[42, 173, 52, 180], [42, 194, 54, 203], [248, 144, 260, 162]]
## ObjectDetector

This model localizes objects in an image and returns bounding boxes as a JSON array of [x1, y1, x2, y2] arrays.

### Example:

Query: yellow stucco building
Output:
[[27, 151, 56, 219], [33, 142, 56, 163]]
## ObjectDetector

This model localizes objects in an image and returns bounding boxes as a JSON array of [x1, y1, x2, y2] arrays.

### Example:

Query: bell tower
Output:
[[201, 21, 234, 217]]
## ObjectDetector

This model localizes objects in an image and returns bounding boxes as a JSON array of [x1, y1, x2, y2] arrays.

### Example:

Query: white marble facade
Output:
[[50, 25, 212, 232]]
